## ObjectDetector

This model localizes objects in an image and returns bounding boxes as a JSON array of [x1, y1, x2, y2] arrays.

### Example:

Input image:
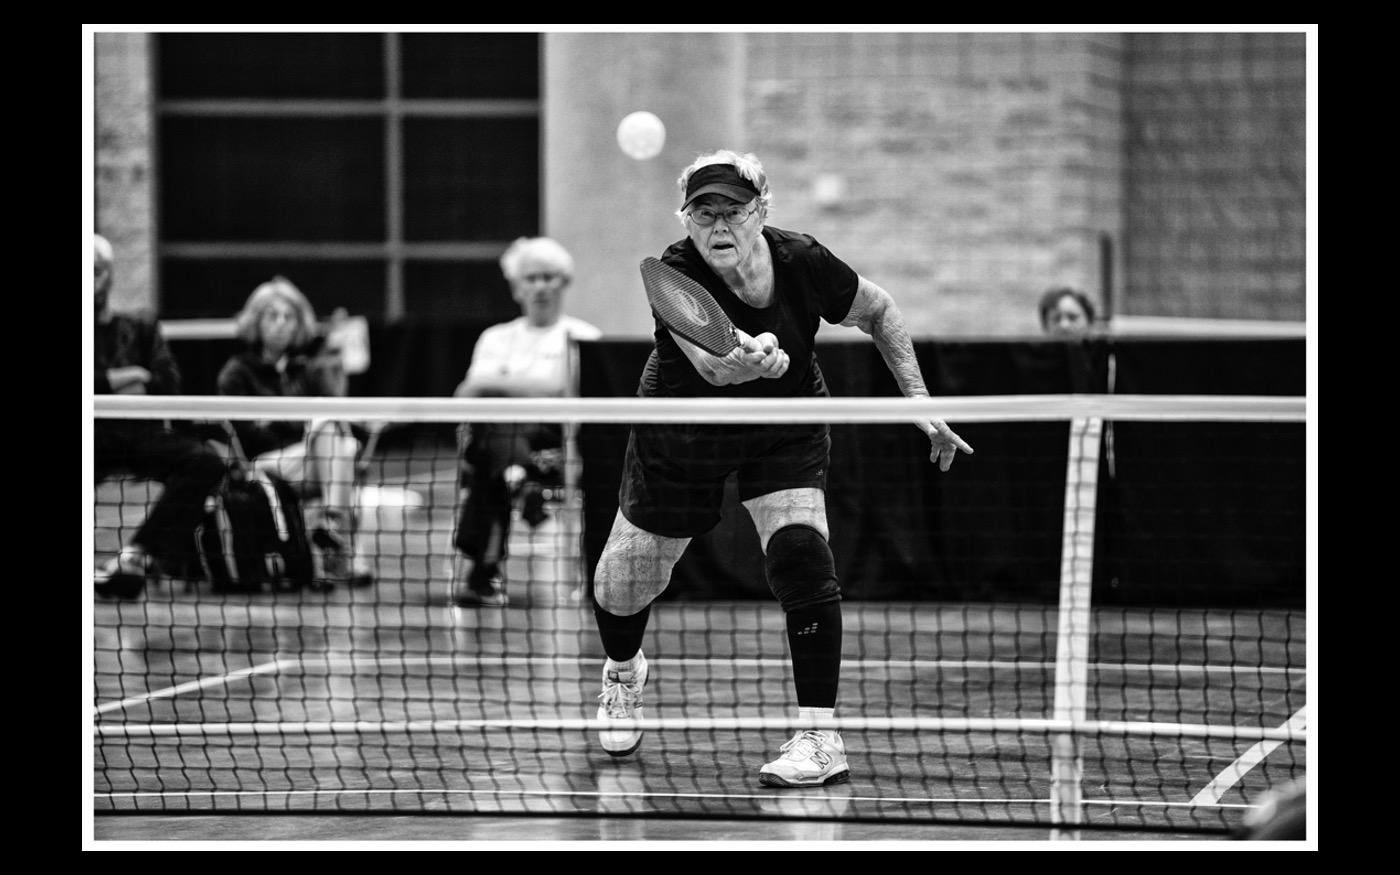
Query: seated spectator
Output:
[[1038, 287, 1097, 337], [451, 237, 601, 606], [216, 276, 372, 587], [94, 233, 226, 599]]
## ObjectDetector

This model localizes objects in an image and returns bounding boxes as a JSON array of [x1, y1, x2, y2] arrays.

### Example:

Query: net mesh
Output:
[[90, 394, 1306, 835]]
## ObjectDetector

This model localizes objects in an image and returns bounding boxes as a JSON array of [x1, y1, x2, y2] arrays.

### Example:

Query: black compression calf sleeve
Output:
[[787, 600, 843, 709], [764, 524, 843, 709], [593, 599, 652, 663]]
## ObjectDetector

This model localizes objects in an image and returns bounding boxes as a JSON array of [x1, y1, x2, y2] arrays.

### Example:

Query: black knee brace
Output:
[[764, 524, 841, 612]]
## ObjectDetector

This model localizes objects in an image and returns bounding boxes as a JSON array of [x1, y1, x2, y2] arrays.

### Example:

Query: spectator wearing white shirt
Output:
[[451, 237, 601, 606]]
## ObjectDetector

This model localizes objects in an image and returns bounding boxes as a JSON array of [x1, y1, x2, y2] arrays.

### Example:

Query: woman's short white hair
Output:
[[94, 233, 114, 265], [675, 150, 773, 223], [499, 237, 575, 282], [235, 275, 318, 349]]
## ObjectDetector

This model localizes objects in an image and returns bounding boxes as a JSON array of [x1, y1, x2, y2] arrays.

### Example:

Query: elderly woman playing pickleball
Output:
[[589, 149, 973, 787]]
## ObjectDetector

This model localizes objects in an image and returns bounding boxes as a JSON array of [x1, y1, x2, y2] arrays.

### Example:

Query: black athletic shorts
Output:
[[618, 422, 831, 538]]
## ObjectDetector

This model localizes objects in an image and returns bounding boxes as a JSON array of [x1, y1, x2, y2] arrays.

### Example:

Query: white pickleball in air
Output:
[[617, 111, 666, 160]]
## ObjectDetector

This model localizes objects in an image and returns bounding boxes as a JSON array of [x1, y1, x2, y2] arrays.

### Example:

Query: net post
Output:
[[1049, 416, 1102, 840]]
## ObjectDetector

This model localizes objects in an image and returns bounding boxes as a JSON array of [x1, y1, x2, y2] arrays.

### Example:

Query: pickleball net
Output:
[[90, 393, 1307, 836]]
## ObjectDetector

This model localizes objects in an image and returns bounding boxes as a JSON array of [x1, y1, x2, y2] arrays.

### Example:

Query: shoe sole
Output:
[[601, 735, 643, 757], [453, 596, 508, 607], [95, 571, 146, 600], [758, 767, 851, 788]]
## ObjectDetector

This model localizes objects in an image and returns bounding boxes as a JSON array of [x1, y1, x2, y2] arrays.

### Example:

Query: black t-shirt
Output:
[[639, 226, 859, 398]]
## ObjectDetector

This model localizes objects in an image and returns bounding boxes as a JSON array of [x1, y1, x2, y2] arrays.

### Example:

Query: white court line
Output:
[[94, 787, 1257, 811], [1189, 706, 1307, 806], [92, 654, 1302, 716], [289, 654, 1303, 676], [93, 659, 287, 715]]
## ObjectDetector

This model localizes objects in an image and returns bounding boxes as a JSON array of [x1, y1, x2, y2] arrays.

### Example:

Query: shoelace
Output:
[[779, 730, 833, 763], [598, 676, 644, 718], [102, 549, 148, 577]]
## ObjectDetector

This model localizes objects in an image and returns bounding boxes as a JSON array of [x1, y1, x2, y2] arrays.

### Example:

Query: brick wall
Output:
[[1122, 32, 1306, 321], [94, 33, 155, 313], [746, 33, 1125, 336]]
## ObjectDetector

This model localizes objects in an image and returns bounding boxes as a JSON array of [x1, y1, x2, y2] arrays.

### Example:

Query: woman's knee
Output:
[[311, 428, 357, 458], [593, 544, 647, 613], [307, 419, 355, 449], [745, 489, 829, 551], [593, 524, 685, 613], [332, 434, 360, 463]]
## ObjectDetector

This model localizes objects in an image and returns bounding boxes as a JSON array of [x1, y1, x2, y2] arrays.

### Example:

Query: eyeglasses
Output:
[[520, 272, 565, 284], [686, 203, 760, 227]]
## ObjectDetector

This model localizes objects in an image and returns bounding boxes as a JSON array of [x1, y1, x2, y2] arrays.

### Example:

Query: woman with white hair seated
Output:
[[450, 236, 601, 606], [217, 276, 373, 588]]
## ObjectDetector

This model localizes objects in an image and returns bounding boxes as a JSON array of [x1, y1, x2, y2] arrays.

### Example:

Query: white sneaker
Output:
[[596, 652, 648, 757], [758, 730, 850, 788], [94, 547, 150, 600], [349, 548, 375, 588]]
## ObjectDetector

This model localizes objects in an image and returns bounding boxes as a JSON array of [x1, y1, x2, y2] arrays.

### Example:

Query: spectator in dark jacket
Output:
[[94, 233, 226, 599], [217, 276, 372, 587]]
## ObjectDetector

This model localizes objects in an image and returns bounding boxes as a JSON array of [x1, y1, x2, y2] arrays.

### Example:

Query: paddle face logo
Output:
[[676, 289, 709, 325]]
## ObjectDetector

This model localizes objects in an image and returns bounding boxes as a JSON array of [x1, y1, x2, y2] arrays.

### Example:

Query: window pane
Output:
[[399, 33, 539, 99], [403, 261, 519, 323], [159, 258, 387, 321], [160, 117, 385, 242], [158, 33, 384, 99], [402, 118, 538, 241]]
